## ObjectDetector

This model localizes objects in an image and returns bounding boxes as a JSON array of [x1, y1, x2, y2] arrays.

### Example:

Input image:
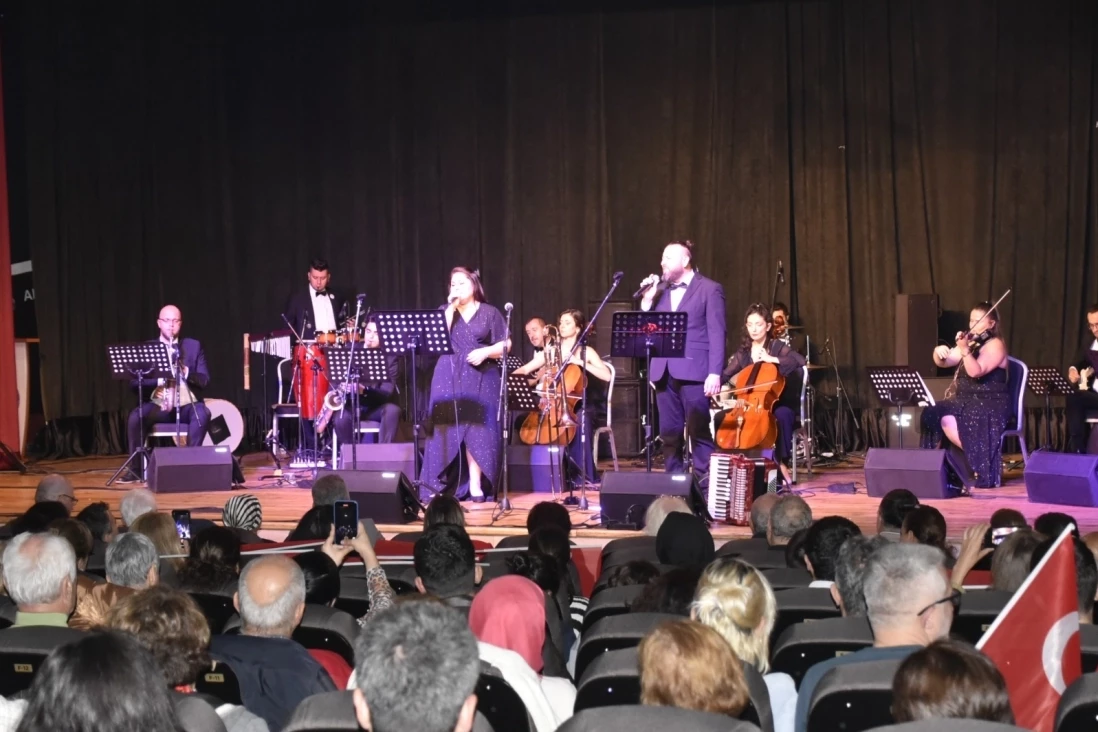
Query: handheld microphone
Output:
[[612, 271, 624, 282], [447, 294, 459, 304], [633, 274, 659, 299], [504, 302, 514, 313], [356, 293, 366, 303]]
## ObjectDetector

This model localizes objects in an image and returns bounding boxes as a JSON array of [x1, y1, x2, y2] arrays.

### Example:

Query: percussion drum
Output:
[[315, 331, 339, 346], [202, 398, 245, 453], [293, 342, 331, 420], [339, 326, 362, 344]]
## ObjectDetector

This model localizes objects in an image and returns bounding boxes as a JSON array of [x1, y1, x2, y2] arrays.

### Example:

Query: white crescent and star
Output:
[[1041, 612, 1079, 694]]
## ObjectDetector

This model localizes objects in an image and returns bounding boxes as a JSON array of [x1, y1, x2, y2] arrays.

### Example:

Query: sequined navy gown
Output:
[[920, 366, 1010, 488]]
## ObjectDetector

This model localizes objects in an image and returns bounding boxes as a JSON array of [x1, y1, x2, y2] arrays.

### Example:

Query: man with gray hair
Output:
[[830, 534, 889, 616], [34, 474, 77, 513], [352, 602, 480, 732], [767, 495, 813, 547], [311, 474, 350, 507], [0, 532, 80, 629], [119, 488, 157, 528], [792, 543, 955, 732], [210, 554, 334, 730], [70, 532, 160, 630]]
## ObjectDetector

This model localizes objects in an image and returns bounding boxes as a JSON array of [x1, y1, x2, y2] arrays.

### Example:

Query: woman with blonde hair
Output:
[[639, 619, 749, 718], [691, 557, 796, 732], [130, 511, 186, 584]]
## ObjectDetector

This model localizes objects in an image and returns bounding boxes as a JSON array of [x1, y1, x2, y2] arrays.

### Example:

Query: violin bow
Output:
[[965, 288, 1012, 337]]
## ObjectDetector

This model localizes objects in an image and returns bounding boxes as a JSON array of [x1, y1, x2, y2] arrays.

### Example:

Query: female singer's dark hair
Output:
[[739, 302, 774, 350], [450, 266, 486, 303], [972, 301, 1003, 338]]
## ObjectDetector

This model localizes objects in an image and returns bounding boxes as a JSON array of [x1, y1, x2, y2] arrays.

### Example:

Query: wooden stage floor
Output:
[[3, 452, 1097, 546]]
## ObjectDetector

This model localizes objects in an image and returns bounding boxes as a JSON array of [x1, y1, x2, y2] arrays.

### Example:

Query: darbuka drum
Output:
[[339, 326, 362, 344], [315, 330, 338, 346], [293, 342, 330, 420], [202, 398, 245, 453]]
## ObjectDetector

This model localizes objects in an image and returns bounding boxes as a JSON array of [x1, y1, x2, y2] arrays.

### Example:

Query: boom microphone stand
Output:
[[493, 302, 515, 516]]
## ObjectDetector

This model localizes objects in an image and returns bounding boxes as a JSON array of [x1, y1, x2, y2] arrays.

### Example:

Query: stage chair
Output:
[[999, 356, 1029, 466], [770, 616, 874, 687], [559, 705, 763, 732], [1056, 672, 1098, 732], [805, 658, 904, 732], [791, 364, 813, 483], [593, 360, 620, 473], [574, 612, 678, 682], [582, 585, 646, 633]]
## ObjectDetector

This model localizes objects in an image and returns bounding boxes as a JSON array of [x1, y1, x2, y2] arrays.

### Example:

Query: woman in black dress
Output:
[[420, 267, 510, 501], [920, 301, 1010, 488]]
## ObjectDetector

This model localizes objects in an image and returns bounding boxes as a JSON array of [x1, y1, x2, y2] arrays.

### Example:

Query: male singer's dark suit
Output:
[[126, 338, 211, 464], [648, 272, 726, 474], [284, 289, 349, 336]]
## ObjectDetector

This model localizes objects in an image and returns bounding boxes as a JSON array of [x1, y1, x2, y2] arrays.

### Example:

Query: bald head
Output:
[[157, 304, 182, 341], [235, 555, 305, 637]]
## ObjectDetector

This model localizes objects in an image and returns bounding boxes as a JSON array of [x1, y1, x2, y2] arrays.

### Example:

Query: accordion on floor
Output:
[[708, 453, 779, 525]]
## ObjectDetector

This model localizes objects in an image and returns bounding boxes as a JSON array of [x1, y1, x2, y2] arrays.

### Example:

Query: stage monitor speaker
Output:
[[864, 448, 957, 499], [895, 294, 939, 376], [600, 471, 697, 529], [508, 445, 563, 494], [1024, 452, 1098, 507], [339, 443, 416, 476], [148, 446, 233, 494], [316, 469, 421, 524]]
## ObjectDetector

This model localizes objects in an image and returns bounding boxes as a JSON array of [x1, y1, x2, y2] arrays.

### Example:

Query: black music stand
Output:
[[867, 367, 933, 449], [1027, 367, 1075, 449], [611, 311, 688, 471], [105, 342, 174, 485], [373, 310, 453, 489], [506, 373, 539, 413], [324, 347, 394, 467], [505, 355, 523, 373]]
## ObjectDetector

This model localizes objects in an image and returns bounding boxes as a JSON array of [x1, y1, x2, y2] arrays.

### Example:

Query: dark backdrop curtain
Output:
[[3, 0, 1097, 455]]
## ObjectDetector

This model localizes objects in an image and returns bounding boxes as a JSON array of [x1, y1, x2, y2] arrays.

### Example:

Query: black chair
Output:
[[772, 587, 840, 642], [575, 613, 678, 681], [601, 535, 656, 559], [1078, 622, 1098, 671], [760, 567, 812, 589], [170, 692, 230, 732], [770, 616, 874, 688], [195, 660, 244, 706], [868, 722, 1026, 732], [592, 564, 674, 596], [575, 648, 640, 712], [189, 592, 237, 634], [495, 535, 531, 549], [389, 530, 424, 543], [728, 549, 788, 570], [806, 658, 904, 732], [951, 589, 1011, 644], [1056, 672, 1098, 731], [0, 625, 85, 695], [582, 585, 646, 633], [599, 544, 660, 571], [559, 705, 762, 732], [284, 690, 496, 732], [477, 671, 532, 732], [223, 605, 359, 666], [718, 537, 771, 556]]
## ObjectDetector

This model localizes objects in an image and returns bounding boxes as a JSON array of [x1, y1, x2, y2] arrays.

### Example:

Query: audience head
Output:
[[990, 528, 1043, 593], [527, 501, 571, 537], [529, 526, 574, 596], [892, 639, 1014, 724], [105, 532, 160, 590], [10, 501, 70, 537], [655, 512, 714, 569], [632, 567, 701, 617], [506, 551, 561, 595], [691, 557, 777, 672], [222, 494, 263, 532], [639, 619, 749, 718], [785, 526, 810, 569], [119, 488, 157, 527], [34, 474, 76, 513], [1083, 531, 1098, 559], [353, 601, 480, 732], [768, 495, 813, 545], [287, 504, 334, 541], [424, 495, 465, 530], [876, 489, 920, 533], [644, 495, 692, 537], [76, 501, 116, 544], [989, 508, 1028, 530], [604, 560, 661, 589], [833, 534, 889, 617], [1030, 536, 1098, 623], [901, 506, 951, 556], [16, 631, 182, 732], [804, 515, 861, 581], [413, 524, 480, 598], [294, 551, 342, 606], [3, 532, 76, 614], [107, 585, 211, 687], [130, 512, 182, 568], [1035, 512, 1080, 539], [49, 519, 93, 571], [749, 493, 779, 539], [311, 474, 350, 506], [176, 526, 240, 594], [235, 554, 306, 637], [864, 543, 953, 645], [469, 575, 547, 673]]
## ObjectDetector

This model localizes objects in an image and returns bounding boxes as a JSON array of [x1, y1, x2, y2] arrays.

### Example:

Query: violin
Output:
[[961, 329, 993, 353], [714, 361, 786, 451]]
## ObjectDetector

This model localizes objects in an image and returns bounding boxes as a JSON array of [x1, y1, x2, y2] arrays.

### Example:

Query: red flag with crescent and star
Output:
[[977, 526, 1081, 732]]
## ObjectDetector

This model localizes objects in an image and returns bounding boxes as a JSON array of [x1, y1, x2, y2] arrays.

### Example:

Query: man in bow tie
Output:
[[284, 258, 348, 339]]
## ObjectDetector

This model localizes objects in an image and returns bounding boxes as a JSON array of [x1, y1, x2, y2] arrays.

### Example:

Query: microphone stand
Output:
[[494, 305, 514, 515], [823, 337, 857, 458], [173, 343, 183, 447], [342, 296, 366, 471]]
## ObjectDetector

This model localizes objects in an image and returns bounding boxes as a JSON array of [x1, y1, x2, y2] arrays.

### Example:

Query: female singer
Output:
[[515, 309, 612, 486], [920, 301, 1010, 489], [715, 304, 805, 481], [420, 267, 511, 502]]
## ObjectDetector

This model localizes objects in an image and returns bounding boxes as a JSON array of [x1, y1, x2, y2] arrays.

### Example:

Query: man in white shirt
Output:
[[284, 258, 348, 339]]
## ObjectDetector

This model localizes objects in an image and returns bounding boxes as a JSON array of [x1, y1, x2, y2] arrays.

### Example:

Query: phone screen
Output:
[[991, 526, 1019, 546], [171, 510, 192, 541], [334, 501, 358, 543]]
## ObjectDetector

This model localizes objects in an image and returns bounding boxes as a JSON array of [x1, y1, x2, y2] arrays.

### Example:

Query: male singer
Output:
[[638, 240, 726, 476], [123, 304, 211, 481], [332, 321, 401, 445], [284, 258, 348, 338]]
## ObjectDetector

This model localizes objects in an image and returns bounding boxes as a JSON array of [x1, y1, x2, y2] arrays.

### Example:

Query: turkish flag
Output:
[[977, 527, 1081, 732]]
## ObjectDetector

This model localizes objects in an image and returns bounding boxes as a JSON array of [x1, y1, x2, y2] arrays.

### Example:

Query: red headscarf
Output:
[[468, 575, 547, 672]]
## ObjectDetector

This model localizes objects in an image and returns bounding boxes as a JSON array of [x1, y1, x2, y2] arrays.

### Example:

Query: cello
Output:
[[519, 329, 584, 445], [715, 360, 786, 451]]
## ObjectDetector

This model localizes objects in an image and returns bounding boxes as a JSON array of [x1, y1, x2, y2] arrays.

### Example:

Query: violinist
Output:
[[772, 302, 793, 348], [920, 301, 1010, 489], [1063, 305, 1098, 453], [715, 304, 805, 480]]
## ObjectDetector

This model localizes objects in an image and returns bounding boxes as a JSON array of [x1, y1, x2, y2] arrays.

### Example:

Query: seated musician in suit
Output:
[[1065, 305, 1098, 453], [284, 258, 348, 339], [332, 321, 401, 444], [123, 305, 211, 481], [715, 303, 805, 482]]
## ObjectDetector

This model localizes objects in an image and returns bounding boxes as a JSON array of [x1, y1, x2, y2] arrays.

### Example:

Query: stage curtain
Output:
[[0, 34, 19, 455], [3, 0, 1098, 455]]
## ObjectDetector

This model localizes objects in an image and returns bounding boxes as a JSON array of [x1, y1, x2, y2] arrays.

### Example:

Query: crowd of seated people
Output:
[[4, 474, 1098, 732]]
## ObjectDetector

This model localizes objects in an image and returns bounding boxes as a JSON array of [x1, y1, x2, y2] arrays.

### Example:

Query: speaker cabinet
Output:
[[600, 471, 698, 529], [316, 469, 421, 524], [895, 294, 939, 376], [508, 445, 564, 494], [1024, 452, 1098, 507], [148, 446, 233, 494], [865, 448, 959, 499], [339, 443, 416, 476]]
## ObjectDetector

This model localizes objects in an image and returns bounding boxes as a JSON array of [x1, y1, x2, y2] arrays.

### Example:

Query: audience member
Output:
[[691, 557, 795, 732], [631, 567, 701, 616], [990, 529, 1042, 592], [1, 532, 78, 628], [352, 601, 480, 732], [119, 488, 157, 528], [529, 526, 587, 627], [33, 474, 77, 513], [768, 495, 812, 548], [8, 502, 69, 537], [655, 513, 714, 569], [131, 511, 185, 583], [15, 631, 182, 732], [75, 501, 115, 569], [527, 501, 572, 537], [749, 493, 779, 539], [785, 527, 809, 570], [413, 524, 480, 615], [222, 494, 266, 545], [424, 495, 465, 530], [49, 519, 93, 573], [876, 489, 919, 540], [107, 586, 269, 732], [294, 551, 341, 607], [286, 505, 333, 542], [639, 619, 749, 718], [176, 526, 240, 595], [1030, 535, 1098, 623], [602, 560, 660, 589], [313, 523, 393, 626], [832, 535, 889, 616], [71, 532, 159, 630], [310, 474, 350, 506], [507, 552, 561, 595], [803, 515, 861, 586], [793, 543, 954, 732], [1083, 531, 1098, 559], [891, 639, 1014, 724], [469, 576, 576, 732], [643, 496, 692, 537], [989, 508, 1028, 530], [1034, 511, 1080, 539], [901, 506, 952, 564]]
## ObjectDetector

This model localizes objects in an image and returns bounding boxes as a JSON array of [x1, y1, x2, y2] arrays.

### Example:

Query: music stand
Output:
[[506, 373, 539, 413], [610, 311, 688, 471], [324, 347, 395, 467], [867, 367, 934, 449], [1027, 367, 1075, 449], [505, 355, 524, 373], [373, 310, 453, 488], [105, 342, 175, 485]]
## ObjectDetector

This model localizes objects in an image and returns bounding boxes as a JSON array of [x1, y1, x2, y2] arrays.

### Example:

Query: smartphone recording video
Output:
[[334, 501, 358, 543], [171, 510, 192, 541]]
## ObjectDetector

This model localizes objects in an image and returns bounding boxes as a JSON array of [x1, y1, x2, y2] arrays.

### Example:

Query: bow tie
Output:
[[668, 282, 687, 290], [315, 291, 328, 298]]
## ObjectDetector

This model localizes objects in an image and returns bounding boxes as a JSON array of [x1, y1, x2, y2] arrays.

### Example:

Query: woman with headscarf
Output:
[[468, 575, 576, 731], [655, 512, 716, 569]]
